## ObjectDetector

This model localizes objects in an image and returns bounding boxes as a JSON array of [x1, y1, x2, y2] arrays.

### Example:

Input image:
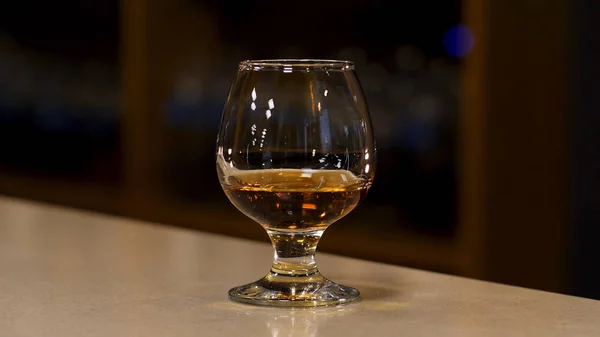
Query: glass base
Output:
[[229, 272, 360, 307]]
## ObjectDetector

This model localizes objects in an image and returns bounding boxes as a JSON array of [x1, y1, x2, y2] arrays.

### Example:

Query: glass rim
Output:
[[239, 59, 355, 71]]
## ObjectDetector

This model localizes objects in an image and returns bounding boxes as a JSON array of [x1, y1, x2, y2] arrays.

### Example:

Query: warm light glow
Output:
[[302, 203, 317, 210], [365, 164, 370, 173]]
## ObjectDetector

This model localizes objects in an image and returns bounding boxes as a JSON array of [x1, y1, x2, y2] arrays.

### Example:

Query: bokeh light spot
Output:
[[443, 24, 475, 58]]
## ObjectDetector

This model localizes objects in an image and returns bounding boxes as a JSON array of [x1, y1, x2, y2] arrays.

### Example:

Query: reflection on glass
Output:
[[208, 301, 353, 337], [261, 307, 352, 337], [216, 59, 376, 307]]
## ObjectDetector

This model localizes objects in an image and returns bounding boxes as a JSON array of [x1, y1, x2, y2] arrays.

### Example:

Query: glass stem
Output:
[[267, 229, 324, 277]]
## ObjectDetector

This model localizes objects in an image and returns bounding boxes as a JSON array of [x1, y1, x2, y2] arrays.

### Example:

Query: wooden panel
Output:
[[121, 0, 219, 209], [459, 0, 487, 278], [461, 0, 571, 292], [122, 0, 156, 207]]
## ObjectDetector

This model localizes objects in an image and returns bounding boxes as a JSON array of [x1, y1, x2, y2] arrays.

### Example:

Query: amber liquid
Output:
[[222, 169, 370, 231]]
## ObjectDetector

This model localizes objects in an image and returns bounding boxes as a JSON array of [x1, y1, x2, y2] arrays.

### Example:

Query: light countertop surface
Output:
[[0, 196, 598, 336]]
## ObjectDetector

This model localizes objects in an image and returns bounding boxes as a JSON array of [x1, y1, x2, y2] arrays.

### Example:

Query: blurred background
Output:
[[0, 0, 598, 299]]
